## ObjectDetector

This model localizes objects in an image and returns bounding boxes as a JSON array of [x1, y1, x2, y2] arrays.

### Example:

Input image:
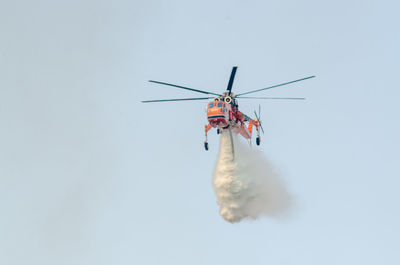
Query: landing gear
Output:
[[256, 137, 260, 146], [204, 124, 212, 151], [204, 142, 209, 151]]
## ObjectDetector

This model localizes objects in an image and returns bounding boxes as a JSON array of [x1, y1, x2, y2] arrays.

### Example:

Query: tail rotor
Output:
[[254, 105, 264, 134], [254, 105, 264, 145]]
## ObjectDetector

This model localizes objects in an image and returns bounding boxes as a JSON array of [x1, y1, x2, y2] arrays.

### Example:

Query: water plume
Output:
[[213, 130, 291, 223]]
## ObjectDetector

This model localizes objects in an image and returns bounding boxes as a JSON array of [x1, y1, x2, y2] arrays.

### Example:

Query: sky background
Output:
[[1, 0, 399, 264]]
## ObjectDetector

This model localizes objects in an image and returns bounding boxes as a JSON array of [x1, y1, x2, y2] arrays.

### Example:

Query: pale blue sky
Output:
[[1, 0, 399, 264]]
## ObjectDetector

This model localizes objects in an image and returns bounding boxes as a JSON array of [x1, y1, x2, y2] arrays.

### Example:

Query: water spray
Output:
[[213, 130, 291, 223]]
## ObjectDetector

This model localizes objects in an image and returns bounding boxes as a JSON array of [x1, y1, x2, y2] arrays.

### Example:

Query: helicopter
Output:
[[142, 66, 315, 151]]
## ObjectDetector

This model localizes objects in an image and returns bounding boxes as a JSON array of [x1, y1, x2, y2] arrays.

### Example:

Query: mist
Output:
[[213, 130, 291, 223]]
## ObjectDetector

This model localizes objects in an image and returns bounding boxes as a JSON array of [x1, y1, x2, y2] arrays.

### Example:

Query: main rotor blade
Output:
[[238, 96, 306, 100], [141, 97, 212, 103], [227, 66, 238, 94], [149, 80, 220, 96], [236, 75, 315, 96]]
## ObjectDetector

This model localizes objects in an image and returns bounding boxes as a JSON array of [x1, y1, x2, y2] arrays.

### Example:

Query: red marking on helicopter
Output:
[[142, 66, 315, 151]]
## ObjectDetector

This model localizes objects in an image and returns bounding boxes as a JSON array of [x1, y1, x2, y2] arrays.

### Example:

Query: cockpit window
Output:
[[208, 103, 214, 108], [217, 102, 223, 107]]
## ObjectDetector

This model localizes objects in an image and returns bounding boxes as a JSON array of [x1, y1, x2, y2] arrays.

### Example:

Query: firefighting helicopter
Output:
[[142, 66, 315, 151]]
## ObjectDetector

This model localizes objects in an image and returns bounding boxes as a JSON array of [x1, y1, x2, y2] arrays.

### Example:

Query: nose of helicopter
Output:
[[207, 103, 229, 128]]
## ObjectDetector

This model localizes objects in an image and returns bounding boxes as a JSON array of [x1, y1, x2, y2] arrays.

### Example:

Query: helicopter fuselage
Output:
[[205, 95, 257, 140]]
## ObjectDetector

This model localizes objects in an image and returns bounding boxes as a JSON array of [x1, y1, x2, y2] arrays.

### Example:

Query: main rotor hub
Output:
[[215, 92, 238, 107]]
